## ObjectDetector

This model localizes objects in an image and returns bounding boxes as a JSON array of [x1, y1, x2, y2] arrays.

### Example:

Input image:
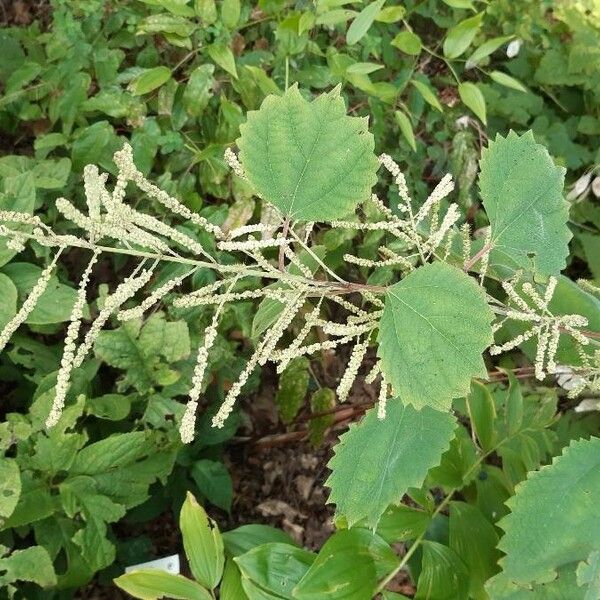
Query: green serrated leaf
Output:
[[497, 436, 600, 586], [479, 130, 570, 276], [377, 262, 493, 412], [0, 546, 56, 588], [326, 399, 456, 527], [486, 564, 583, 599], [0, 459, 20, 520], [577, 551, 600, 600], [237, 86, 378, 221]]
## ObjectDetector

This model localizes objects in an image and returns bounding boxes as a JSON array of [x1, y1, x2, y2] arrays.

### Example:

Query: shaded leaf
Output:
[[394, 110, 416, 152], [346, 0, 386, 45], [458, 82, 487, 124], [415, 541, 470, 600], [443, 13, 484, 59], [191, 459, 233, 512], [128, 67, 172, 96]]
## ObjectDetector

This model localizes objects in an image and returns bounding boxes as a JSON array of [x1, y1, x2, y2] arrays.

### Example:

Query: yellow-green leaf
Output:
[[128, 67, 171, 96], [411, 79, 443, 112], [346, 0, 386, 45], [458, 81, 487, 124], [489, 70, 527, 92], [180, 492, 224, 589], [394, 110, 416, 152], [207, 43, 238, 79], [443, 13, 484, 59], [114, 570, 212, 600], [391, 30, 422, 55]]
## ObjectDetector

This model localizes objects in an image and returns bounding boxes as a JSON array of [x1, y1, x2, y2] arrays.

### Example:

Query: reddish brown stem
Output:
[[464, 241, 492, 272]]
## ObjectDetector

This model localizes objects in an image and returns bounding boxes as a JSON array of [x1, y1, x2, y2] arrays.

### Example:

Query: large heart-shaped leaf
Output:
[[377, 262, 493, 412], [479, 130, 570, 276], [237, 85, 379, 221]]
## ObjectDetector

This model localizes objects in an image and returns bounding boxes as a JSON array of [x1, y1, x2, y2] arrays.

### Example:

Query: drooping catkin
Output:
[[377, 376, 389, 420], [72, 264, 155, 368], [118, 268, 196, 321], [336, 337, 369, 402], [179, 308, 223, 443], [46, 252, 99, 428], [0, 250, 63, 352], [415, 174, 454, 225], [211, 292, 304, 428]]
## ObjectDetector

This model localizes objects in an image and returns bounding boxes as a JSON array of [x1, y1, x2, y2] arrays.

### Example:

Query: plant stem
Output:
[[373, 492, 454, 595], [464, 241, 492, 272]]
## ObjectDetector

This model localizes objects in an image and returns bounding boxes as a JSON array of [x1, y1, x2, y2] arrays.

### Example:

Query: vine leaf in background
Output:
[[237, 85, 379, 221], [492, 436, 600, 595], [326, 400, 456, 527], [479, 130, 571, 276], [377, 262, 493, 412]]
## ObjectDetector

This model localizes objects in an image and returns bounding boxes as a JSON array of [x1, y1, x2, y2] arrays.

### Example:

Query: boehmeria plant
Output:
[[1, 85, 600, 595]]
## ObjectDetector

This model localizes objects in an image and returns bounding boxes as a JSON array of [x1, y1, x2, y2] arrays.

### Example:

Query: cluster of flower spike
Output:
[[0, 143, 595, 441], [490, 275, 590, 380]]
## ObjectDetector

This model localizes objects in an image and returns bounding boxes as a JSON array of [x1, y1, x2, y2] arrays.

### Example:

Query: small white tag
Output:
[[125, 554, 180, 575]]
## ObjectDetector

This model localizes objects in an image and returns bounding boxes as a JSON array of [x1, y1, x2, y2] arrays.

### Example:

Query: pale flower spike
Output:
[[0, 250, 63, 353], [1, 141, 596, 434], [46, 252, 99, 428], [491, 276, 589, 380]]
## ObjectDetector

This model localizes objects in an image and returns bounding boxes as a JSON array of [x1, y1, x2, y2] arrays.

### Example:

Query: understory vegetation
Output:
[[0, 0, 599, 598]]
